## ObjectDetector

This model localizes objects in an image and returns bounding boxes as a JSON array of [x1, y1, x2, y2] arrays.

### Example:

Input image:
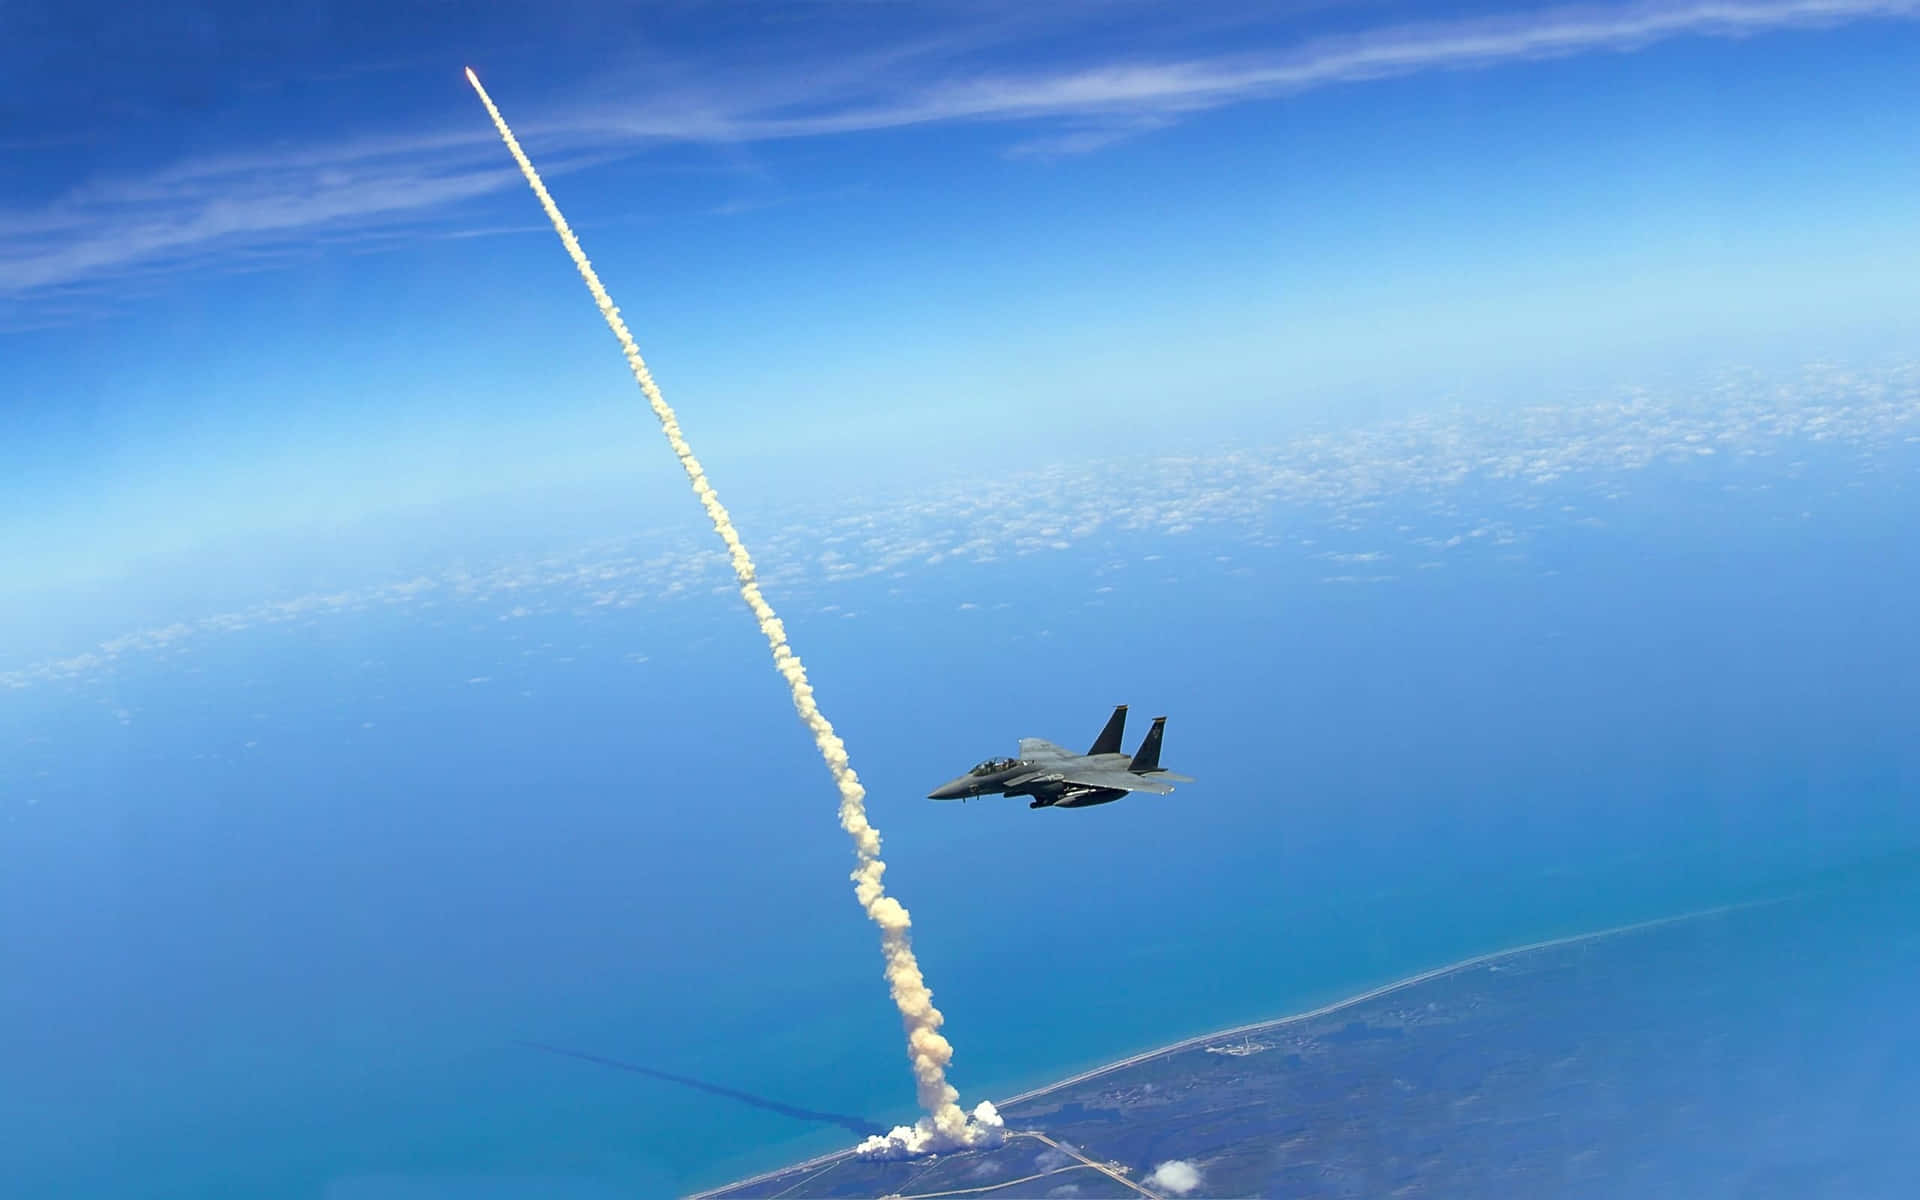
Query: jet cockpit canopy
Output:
[[968, 756, 1022, 777]]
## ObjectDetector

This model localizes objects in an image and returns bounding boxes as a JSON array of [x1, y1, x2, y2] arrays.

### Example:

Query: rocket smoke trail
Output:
[[464, 68, 1002, 1159]]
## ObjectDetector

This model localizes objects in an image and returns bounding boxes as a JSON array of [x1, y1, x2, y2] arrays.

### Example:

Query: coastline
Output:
[[687, 896, 1780, 1199], [993, 896, 1776, 1109]]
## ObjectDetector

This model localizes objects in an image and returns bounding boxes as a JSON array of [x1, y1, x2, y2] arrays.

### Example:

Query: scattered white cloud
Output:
[[1147, 1159, 1204, 1195], [4, 363, 1918, 697]]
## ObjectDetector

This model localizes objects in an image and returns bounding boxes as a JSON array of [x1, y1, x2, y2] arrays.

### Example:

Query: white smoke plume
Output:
[[856, 1099, 1006, 1161], [464, 68, 1002, 1157]]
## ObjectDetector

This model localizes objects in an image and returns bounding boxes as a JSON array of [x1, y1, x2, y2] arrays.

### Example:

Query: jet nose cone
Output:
[[927, 777, 969, 800]]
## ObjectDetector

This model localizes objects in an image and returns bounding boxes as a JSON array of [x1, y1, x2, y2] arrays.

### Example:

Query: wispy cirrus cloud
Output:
[[5, 0, 1916, 303], [4, 161, 516, 294], [0, 125, 632, 307], [655, 0, 1919, 151]]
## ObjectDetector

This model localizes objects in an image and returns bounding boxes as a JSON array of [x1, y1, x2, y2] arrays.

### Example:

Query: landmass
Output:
[[692, 874, 1920, 1198]]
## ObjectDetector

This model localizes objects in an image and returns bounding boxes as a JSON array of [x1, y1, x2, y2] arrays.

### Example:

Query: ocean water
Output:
[[3, 439, 1917, 1195]]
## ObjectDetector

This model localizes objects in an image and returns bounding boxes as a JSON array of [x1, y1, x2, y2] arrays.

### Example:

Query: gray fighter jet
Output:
[[927, 705, 1195, 809]]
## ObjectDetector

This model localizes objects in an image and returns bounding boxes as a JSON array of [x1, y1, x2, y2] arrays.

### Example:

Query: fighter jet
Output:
[[927, 704, 1195, 809]]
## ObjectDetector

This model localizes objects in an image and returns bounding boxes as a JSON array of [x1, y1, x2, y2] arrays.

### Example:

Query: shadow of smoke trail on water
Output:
[[514, 1041, 889, 1138]]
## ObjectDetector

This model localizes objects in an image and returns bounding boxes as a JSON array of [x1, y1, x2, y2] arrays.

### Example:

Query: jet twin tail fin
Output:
[[1088, 704, 1128, 757], [1128, 716, 1166, 773]]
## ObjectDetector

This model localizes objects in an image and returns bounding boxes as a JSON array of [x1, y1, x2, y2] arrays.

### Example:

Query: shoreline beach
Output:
[[687, 896, 1778, 1199]]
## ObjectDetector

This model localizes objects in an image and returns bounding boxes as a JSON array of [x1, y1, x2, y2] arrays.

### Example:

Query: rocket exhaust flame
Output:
[[464, 68, 1002, 1158]]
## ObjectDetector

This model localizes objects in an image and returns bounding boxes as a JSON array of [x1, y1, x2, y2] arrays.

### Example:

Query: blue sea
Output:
[[3, 431, 1918, 1196]]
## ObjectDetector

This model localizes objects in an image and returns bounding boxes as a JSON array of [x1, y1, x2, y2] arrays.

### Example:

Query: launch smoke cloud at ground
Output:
[[462, 67, 1002, 1158]]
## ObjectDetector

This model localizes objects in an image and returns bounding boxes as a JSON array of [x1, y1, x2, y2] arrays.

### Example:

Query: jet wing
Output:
[[1145, 771, 1195, 783], [1017, 738, 1077, 761], [1052, 768, 1176, 795]]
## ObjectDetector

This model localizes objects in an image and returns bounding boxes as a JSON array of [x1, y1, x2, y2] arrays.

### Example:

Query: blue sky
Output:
[[7, 0, 1920, 590]]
